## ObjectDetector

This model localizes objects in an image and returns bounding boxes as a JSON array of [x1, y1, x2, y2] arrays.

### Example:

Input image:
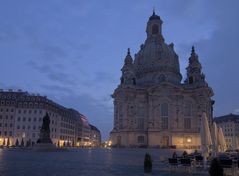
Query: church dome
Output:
[[133, 12, 182, 86]]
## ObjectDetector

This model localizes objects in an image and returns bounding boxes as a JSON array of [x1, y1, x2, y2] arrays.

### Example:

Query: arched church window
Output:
[[152, 24, 159, 34], [137, 118, 144, 129], [161, 103, 168, 116], [189, 76, 194, 84], [132, 78, 136, 85], [184, 103, 192, 116]]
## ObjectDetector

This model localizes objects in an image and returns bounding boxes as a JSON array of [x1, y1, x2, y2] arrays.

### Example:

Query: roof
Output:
[[214, 113, 239, 123], [149, 11, 161, 21], [90, 124, 100, 132]]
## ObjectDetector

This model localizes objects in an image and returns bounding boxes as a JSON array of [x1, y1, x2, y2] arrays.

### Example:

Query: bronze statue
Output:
[[37, 113, 52, 144]]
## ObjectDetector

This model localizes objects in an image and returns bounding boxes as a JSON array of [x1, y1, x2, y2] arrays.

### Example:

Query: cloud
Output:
[[234, 109, 239, 114], [27, 60, 79, 86]]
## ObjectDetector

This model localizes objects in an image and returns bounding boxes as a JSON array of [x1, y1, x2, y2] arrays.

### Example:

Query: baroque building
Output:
[[110, 12, 214, 148], [0, 89, 99, 147], [214, 114, 239, 149]]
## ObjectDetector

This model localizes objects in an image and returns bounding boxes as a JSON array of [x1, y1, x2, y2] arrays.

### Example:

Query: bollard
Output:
[[144, 153, 152, 173]]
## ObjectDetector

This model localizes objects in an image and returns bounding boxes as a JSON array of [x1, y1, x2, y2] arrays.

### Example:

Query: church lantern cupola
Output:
[[185, 46, 207, 85], [120, 48, 136, 85], [146, 10, 164, 42]]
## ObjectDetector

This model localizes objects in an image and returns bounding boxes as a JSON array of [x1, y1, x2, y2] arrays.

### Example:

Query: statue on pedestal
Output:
[[37, 113, 52, 144]]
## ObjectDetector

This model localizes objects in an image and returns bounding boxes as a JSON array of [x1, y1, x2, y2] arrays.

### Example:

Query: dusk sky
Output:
[[0, 0, 238, 140]]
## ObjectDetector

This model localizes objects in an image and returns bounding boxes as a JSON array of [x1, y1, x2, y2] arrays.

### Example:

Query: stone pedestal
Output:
[[33, 113, 57, 151]]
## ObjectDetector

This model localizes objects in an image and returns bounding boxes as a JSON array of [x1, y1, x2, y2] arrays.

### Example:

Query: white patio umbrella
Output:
[[218, 127, 227, 152], [200, 112, 212, 169], [211, 122, 219, 157]]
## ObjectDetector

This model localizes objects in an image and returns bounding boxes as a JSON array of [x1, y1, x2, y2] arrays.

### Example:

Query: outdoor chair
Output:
[[168, 158, 178, 171], [220, 159, 233, 176], [220, 159, 232, 168], [195, 155, 203, 167], [168, 158, 178, 166], [180, 158, 192, 173]]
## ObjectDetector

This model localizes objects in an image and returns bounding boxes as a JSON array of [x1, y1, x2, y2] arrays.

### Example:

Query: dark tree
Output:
[[21, 138, 24, 147], [26, 140, 31, 147], [209, 158, 223, 176], [15, 139, 19, 147], [6, 138, 10, 147]]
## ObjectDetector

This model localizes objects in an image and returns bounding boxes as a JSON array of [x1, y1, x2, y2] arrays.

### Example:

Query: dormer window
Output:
[[152, 24, 159, 34]]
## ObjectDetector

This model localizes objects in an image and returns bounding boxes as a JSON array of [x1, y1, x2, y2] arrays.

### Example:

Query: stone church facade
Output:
[[110, 12, 214, 148]]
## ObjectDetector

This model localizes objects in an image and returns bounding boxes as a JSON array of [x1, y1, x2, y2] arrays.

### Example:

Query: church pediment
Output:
[[147, 82, 182, 95]]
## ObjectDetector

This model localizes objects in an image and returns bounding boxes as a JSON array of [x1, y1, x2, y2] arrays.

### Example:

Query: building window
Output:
[[22, 125, 25, 129], [23, 117, 26, 121], [161, 103, 168, 116], [152, 24, 159, 34], [184, 118, 191, 129], [162, 117, 168, 129], [184, 103, 192, 116], [119, 119, 123, 129], [137, 136, 144, 143], [28, 118, 31, 122], [137, 118, 144, 129], [18, 117, 21, 121], [17, 125, 20, 129]]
